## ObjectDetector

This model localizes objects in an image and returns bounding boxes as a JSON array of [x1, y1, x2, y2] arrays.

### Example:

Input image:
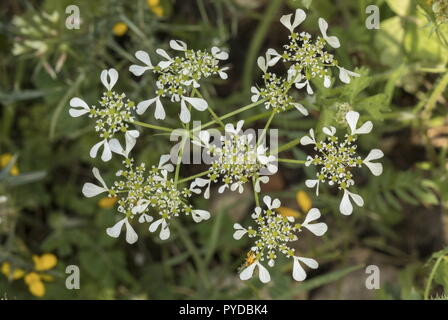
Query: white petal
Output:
[[129, 65, 150, 76], [339, 190, 353, 215], [90, 140, 105, 159], [109, 138, 125, 156], [271, 198, 281, 209], [69, 97, 90, 117], [124, 219, 138, 244], [82, 182, 106, 197], [303, 222, 328, 236], [138, 213, 153, 223], [323, 126, 336, 136], [257, 56, 267, 72], [240, 262, 257, 281], [179, 100, 191, 123], [318, 18, 340, 48], [348, 190, 364, 207], [135, 50, 153, 67], [355, 121, 373, 135], [305, 179, 319, 196], [303, 208, 321, 224], [192, 210, 210, 223], [364, 161, 383, 176], [233, 225, 247, 240], [137, 97, 158, 115], [169, 40, 187, 51], [211, 46, 229, 60], [257, 262, 271, 283], [154, 98, 166, 120], [106, 218, 126, 238], [92, 167, 107, 188], [101, 68, 118, 91], [101, 140, 112, 162], [345, 111, 360, 134], [324, 75, 331, 88], [156, 48, 171, 61], [298, 256, 319, 269], [292, 257, 307, 281], [292, 103, 308, 116], [262, 195, 272, 208], [300, 135, 315, 145], [183, 96, 208, 111], [69, 108, 90, 117]]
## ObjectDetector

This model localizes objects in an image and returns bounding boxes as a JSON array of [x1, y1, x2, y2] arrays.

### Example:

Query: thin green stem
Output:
[[252, 176, 260, 207], [272, 137, 302, 154], [178, 170, 210, 184], [424, 254, 446, 300], [277, 158, 305, 165], [132, 120, 175, 133], [257, 110, 276, 146], [193, 88, 225, 129], [422, 70, 448, 119], [174, 138, 187, 186]]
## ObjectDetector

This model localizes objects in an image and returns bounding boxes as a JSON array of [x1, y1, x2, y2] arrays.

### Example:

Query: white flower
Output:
[[251, 86, 260, 102], [305, 179, 320, 196], [190, 177, 211, 199], [339, 189, 364, 215], [90, 139, 112, 162], [346, 111, 372, 135], [280, 9, 306, 33], [69, 97, 90, 117], [322, 126, 336, 136], [300, 129, 316, 145], [169, 39, 187, 51], [82, 167, 108, 198], [0, 195, 8, 204], [337, 66, 360, 84], [363, 149, 384, 176], [138, 213, 153, 223], [324, 75, 332, 88], [106, 217, 138, 244], [295, 79, 314, 95], [318, 18, 340, 48], [100, 68, 119, 91], [233, 223, 248, 240], [218, 66, 230, 80], [266, 48, 282, 66], [240, 260, 271, 283], [292, 256, 318, 281], [262, 195, 281, 210], [149, 218, 170, 240], [158, 154, 174, 172], [211, 46, 229, 60], [179, 96, 208, 123], [301, 208, 328, 236], [132, 199, 151, 215], [191, 210, 211, 223], [225, 120, 244, 135], [137, 96, 165, 119], [156, 48, 173, 69], [109, 130, 140, 158], [253, 176, 269, 193], [129, 50, 154, 76]]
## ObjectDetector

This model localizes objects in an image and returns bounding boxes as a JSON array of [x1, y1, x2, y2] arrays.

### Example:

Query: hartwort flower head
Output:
[[233, 196, 327, 283], [130, 40, 228, 123], [301, 111, 384, 215]]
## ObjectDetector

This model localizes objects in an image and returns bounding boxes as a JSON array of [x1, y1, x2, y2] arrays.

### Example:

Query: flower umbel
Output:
[[233, 196, 327, 283], [301, 111, 384, 215]]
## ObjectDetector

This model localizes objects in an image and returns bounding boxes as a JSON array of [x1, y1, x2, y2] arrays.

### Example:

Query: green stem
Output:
[[424, 254, 446, 300], [273, 137, 302, 154], [132, 120, 175, 133], [422, 70, 448, 118], [193, 88, 225, 129], [252, 176, 260, 207], [191, 99, 266, 133], [178, 170, 210, 184], [174, 137, 187, 186], [278, 158, 305, 165], [257, 110, 276, 146]]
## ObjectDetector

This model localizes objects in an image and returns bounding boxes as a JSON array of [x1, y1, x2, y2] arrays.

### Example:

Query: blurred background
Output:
[[0, 0, 447, 299]]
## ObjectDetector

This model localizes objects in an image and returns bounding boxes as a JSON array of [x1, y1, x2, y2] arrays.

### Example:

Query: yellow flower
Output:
[[296, 190, 312, 213], [98, 196, 118, 209], [33, 253, 57, 272], [113, 22, 128, 36], [147, 0, 164, 17], [276, 190, 312, 218], [24, 272, 45, 297], [1, 262, 25, 280], [0, 153, 19, 176]]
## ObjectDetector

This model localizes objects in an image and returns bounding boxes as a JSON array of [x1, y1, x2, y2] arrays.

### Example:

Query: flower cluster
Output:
[[190, 120, 277, 198], [69, 69, 139, 162], [82, 152, 210, 243], [233, 196, 327, 283], [301, 111, 384, 215], [130, 40, 228, 123], [250, 9, 359, 116]]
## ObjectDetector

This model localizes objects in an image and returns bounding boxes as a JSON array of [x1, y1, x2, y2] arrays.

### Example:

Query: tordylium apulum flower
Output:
[[301, 111, 384, 215], [130, 40, 229, 123], [82, 143, 210, 243], [190, 120, 278, 198], [233, 196, 327, 283], [251, 9, 360, 116], [69, 68, 139, 162], [67, 10, 383, 285]]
